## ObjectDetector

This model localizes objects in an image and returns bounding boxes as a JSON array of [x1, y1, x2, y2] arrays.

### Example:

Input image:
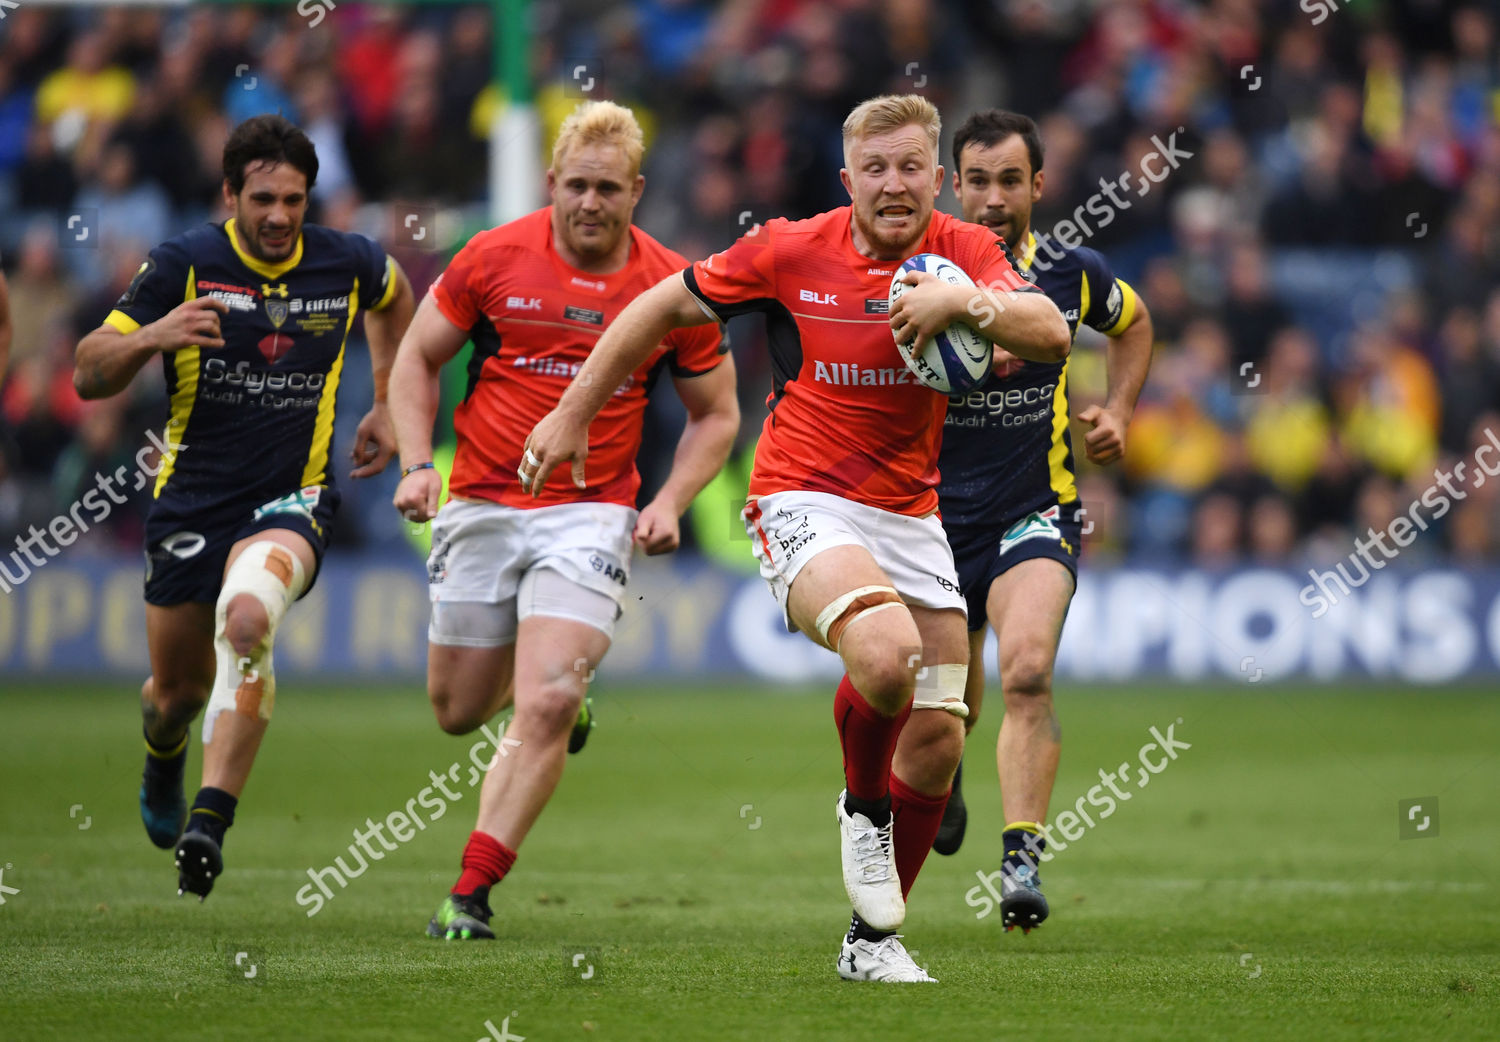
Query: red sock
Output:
[[834, 674, 911, 803], [890, 773, 949, 900], [452, 830, 516, 896]]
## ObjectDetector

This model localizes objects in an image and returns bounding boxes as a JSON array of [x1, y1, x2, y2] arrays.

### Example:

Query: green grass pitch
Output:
[[1, 681, 1497, 1040]]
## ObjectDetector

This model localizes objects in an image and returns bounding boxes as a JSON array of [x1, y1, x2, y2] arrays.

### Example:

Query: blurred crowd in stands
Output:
[[1, 0, 1497, 566]]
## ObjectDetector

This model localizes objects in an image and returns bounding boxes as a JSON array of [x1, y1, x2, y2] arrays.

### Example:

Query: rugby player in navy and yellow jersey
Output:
[[933, 110, 1154, 932], [73, 115, 415, 900]]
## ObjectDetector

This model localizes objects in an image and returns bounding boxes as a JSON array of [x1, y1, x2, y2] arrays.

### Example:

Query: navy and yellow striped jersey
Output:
[[105, 219, 396, 516], [938, 231, 1139, 531]]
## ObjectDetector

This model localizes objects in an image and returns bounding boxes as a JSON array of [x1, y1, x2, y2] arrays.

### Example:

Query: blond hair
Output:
[[842, 94, 941, 167], [551, 100, 646, 177]]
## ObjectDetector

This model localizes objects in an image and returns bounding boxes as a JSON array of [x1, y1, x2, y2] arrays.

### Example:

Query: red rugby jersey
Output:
[[431, 208, 725, 508], [685, 207, 1033, 516]]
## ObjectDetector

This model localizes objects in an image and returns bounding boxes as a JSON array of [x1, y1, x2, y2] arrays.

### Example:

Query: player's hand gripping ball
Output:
[[889, 253, 994, 394]]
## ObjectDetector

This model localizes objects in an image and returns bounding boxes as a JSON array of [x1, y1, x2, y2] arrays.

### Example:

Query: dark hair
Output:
[[222, 115, 319, 194], [951, 110, 1044, 178]]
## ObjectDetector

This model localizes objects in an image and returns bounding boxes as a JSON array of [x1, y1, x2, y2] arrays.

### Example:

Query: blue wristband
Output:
[[402, 462, 436, 477]]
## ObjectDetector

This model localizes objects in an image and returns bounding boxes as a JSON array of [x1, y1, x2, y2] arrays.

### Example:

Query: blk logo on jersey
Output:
[[799, 289, 837, 305]]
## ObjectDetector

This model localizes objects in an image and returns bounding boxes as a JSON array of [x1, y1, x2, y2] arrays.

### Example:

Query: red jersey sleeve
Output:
[[664, 319, 727, 377], [429, 236, 486, 332], [683, 221, 781, 318]]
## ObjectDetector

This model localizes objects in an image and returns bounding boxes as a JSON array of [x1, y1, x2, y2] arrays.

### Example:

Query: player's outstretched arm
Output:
[[525, 271, 714, 493], [350, 261, 416, 478], [73, 297, 228, 401], [962, 281, 1071, 363], [389, 292, 470, 521], [1078, 298, 1153, 466], [634, 355, 740, 555], [891, 271, 1070, 365]]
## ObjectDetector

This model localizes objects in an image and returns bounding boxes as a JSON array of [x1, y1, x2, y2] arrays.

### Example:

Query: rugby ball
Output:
[[888, 253, 993, 394]]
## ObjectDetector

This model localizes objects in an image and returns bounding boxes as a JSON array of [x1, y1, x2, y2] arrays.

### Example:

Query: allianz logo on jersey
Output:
[[813, 360, 917, 387], [799, 289, 838, 305], [512, 355, 634, 396]]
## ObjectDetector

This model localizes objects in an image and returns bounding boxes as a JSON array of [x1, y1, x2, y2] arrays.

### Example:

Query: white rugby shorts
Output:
[[426, 499, 636, 646], [742, 489, 966, 631]]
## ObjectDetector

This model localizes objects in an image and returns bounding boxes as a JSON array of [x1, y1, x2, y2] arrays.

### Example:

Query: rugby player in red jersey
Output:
[[524, 95, 1069, 981], [388, 101, 739, 940]]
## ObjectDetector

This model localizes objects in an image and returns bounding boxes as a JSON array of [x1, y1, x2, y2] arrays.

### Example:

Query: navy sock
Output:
[[1002, 826, 1045, 874], [187, 787, 237, 847], [143, 726, 188, 771], [843, 791, 892, 828]]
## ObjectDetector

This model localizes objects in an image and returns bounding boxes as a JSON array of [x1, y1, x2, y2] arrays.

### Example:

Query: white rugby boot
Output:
[[837, 934, 936, 983]]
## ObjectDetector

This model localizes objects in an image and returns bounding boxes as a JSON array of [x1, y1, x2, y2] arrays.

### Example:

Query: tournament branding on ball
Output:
[[888, 253, 993, 395]]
